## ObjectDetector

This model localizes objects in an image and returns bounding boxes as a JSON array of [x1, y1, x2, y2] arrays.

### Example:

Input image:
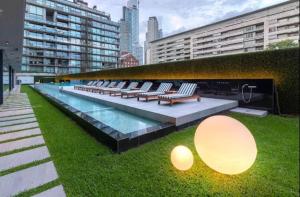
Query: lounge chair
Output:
[[74, 81, 94, 90], [137, 83, 173, 101], [88, 81, 111, 93], [84, 81, 104, 92], [109, 82, 139, 96], [158, 83, 200, 105], [92, 81, 117, 93], [121, 82, 153, 98], [75, 81, 97, 90], [100, 81, 127, 94]]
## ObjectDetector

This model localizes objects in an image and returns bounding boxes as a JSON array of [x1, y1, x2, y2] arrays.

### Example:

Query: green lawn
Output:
[[22, 86, 299, 196]]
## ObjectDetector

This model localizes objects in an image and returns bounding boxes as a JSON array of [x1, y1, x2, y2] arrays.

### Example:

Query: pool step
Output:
[[230, 107, 268, 117]]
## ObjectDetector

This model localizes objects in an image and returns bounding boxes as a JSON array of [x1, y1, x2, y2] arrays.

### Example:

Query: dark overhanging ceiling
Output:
[[0, 0, 25, 72]]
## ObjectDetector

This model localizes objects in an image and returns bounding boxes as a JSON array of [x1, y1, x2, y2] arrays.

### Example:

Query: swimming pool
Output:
[[35, 84, 160, 134]]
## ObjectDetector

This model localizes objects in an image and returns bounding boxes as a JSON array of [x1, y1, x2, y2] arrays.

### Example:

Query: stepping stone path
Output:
[[0, 87, 65, 197]]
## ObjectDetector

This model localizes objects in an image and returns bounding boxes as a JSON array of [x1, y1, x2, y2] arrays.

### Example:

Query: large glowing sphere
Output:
[[171, 145, 194, 171], [194, 115, 257, 175]]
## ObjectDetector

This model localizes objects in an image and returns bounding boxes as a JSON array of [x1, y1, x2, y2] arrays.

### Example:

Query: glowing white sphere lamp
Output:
[[171, 145, 194, 171], [194, 115, 257, 175]]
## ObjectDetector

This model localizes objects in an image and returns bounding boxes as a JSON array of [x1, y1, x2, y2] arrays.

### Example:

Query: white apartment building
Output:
[[149, 0, 299, 64]]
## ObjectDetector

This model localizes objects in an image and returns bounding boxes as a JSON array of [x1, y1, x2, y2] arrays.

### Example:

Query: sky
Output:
[[86, 0, 287, 45]]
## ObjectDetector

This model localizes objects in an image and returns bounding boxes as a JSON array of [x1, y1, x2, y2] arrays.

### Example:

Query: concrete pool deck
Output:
[[62, 86, 238, 126]]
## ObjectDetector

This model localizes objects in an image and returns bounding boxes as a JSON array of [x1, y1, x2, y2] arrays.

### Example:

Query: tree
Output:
[[267, 39, 299, 50]]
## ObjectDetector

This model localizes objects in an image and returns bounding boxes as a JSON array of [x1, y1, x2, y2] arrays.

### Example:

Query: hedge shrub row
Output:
[[58, 48, 299, 114]]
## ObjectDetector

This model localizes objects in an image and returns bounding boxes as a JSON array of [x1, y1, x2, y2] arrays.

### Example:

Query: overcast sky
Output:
[[86, 0, 286, 45]]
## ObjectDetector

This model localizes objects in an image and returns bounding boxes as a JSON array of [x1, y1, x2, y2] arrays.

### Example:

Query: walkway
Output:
[[0, 87, 65, 197]]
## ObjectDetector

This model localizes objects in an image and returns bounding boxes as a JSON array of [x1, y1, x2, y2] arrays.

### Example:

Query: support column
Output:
[[0, 50, 3, 105], [12, 68, 15, 89], [9, 66, 12, 91]]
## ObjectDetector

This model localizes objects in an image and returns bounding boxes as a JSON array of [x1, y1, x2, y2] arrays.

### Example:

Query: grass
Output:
[[21, 85, 299, 196]]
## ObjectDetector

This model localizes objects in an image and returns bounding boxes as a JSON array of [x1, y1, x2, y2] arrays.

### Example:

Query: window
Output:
[[46, 0, 56, 8], [70, 38, 81, 45], [70, 53, 81, 59], [57, 44, 69, 50], [269, 27, 276, 32], [245, 26, 254, 31], [27, 5, 44, 17], [70, 45, 81, 52], [70, 23, 79, 30], [56, 36, 68, 43], [57, 52, 68, 58], [245, 33, 254, 38], [44, 67, 55, 73], [70, 15, 81, 23], [70, 31, 81, 38], [70, 60, 81, 67]]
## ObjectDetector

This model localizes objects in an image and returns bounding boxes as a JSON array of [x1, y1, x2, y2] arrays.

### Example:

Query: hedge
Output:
[[57, 48, 299, 114]]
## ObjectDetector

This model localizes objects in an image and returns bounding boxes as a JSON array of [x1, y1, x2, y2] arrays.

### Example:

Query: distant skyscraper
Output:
[[144, 17, 162, 64], [119, 0, 143, 65]]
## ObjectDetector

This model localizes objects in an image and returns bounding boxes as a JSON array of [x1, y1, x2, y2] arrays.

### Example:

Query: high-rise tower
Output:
[[119, 0, 143, 65], [144, 16, 162, 64]]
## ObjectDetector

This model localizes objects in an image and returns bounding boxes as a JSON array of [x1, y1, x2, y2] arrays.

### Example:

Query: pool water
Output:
[[35, 84, 160, 134]]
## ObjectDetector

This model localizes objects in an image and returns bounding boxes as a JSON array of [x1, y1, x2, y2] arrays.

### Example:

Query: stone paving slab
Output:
[[0, 117, 37, 127], [1, 103, 30, 107], [0, 107, 32, 112], [0, 136, 45, 154], [0, 146, 50, 171], [33, 185, 66, 197], [2, 102, 30, 105], [0, 109, 33, 118], [3, 103, 30, 106], [0, 102, 30, 106], [0, 161, 58, 197], [0, 122, 39, 133], [1, 102, 30, 104], [0, 114, 35, 122], [0, 128, 41, 142], [4, 101, 29, 103]]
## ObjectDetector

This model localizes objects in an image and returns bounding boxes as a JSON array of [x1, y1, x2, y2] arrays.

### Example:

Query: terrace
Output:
[[0, 48, 299, 196], [0, 85, 298, 196]]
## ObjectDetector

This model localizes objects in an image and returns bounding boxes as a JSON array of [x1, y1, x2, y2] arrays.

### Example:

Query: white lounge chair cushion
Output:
[[159, 94, 190, 99], [102, 87, 121, 91], [138, 92, 165, 96], [122, 90, 145, 94]]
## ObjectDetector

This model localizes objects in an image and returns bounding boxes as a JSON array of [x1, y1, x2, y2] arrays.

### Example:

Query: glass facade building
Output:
[[22, 0, 120, 76], [119, 0, 143, 65]]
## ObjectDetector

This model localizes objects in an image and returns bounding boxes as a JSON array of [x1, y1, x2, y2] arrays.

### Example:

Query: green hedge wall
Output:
[[58, 48, 299, 114]]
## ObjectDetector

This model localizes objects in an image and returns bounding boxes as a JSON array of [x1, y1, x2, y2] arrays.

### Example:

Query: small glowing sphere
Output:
[[194, 115, 257, 175], [171, 145, 194, 171]]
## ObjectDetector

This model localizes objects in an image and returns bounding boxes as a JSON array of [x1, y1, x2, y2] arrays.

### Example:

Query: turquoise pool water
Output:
[[35, 84, 160, 134]]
